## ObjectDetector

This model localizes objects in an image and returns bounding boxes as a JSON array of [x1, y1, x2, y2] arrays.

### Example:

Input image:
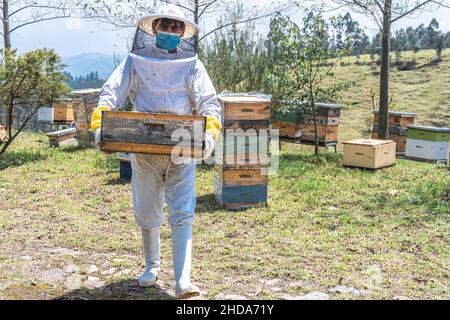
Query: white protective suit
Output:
[[98, 44, 221, 297]]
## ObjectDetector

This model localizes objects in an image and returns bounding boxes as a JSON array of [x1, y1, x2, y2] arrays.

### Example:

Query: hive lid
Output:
[[218, 94, 271, 104], [46, 127, 77, 137], [373, 110, 417, 117], [71, 88, 102, 95], [342, 139, 395, 146], [313, 103, 343, 109], [406, 125, 450, 133]]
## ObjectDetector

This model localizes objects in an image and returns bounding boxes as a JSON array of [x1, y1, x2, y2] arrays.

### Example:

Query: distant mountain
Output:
[[62, 53, 126, 79]]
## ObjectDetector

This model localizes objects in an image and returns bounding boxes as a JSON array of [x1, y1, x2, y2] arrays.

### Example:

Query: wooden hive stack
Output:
[[405, 125, 450, 163], [69, 89, 102, 147], [301, 103, 342, 144], [215, 94, 271, 210], [371, 111, 417, 153]]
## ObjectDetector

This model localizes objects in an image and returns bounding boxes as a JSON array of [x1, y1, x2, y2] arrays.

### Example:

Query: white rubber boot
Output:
[[138, 227, 160, 287], [171, 225, 200, 299]]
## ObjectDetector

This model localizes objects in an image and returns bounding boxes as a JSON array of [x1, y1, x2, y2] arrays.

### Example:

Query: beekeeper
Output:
[[90, 3, 221, 299]]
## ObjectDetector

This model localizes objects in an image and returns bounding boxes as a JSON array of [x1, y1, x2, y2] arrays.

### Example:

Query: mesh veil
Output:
[[132, 27, 197, 54]]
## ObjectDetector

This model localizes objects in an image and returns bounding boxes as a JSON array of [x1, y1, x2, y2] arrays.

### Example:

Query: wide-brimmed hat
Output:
[[137, 3, 199, 39]]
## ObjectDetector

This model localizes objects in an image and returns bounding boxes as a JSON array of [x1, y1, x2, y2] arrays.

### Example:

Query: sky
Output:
[[10, 1, 450, 58]]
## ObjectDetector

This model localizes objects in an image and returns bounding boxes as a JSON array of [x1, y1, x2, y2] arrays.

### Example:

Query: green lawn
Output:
[[0, 132, 448, 300]]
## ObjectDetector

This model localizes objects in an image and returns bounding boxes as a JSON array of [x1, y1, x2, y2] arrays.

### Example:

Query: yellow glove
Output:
[[91, 106, 110, 132], [205, 116, 221, 142]]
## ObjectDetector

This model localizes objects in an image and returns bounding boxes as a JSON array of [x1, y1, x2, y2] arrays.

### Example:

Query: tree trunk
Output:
[[378, 0, 391, 140], [193, 0, 199, 52], [2, 0, 11, 49]]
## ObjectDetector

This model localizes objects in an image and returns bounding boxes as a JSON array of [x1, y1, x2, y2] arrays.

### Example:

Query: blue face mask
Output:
[[156, 31, 181, 51]]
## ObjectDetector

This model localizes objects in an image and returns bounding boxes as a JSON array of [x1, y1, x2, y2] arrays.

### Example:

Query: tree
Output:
[[392, 28, 407, 62], [85, 0, 294, 50], [266, 12, 350, 156], [64, 70, 105, 89], [435, 32, 445, 60], [200, 2, 269, 93], [1, 1, 93, 50], [370, 32, 381, 61], [423, 17, 439, 49], [445, 31, 450, 48], [0, 49, 69, 156], [332, 0, 448, 139]]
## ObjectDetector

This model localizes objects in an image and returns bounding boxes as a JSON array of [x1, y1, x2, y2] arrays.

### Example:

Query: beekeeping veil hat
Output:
[[137, 3, 200, 39], [132, 3, 199, 54]]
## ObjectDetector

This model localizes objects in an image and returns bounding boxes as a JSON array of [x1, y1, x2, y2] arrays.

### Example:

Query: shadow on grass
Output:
[[106, 178, 130, 185], [0, 149, 49, 170], [59, 145, 90, 153], [196, 193, 223, 213], [280, 150, 397, 174], [54, 279, 173, 300], [280, 152, 342, 167]]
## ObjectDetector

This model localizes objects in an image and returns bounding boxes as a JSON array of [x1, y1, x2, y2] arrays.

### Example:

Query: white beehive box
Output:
[[405, 138, 449, 161], [38, 107, 54, 123]]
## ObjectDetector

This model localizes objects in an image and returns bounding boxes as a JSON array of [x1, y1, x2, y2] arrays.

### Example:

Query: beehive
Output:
[[272, 110, 303, 139], [47, 127, 78, 147], [36, 100, 75, 124], [304, 103, 342, 116], [300, 104, 342, 144], [99, 111, 205, 158], [373, 111, 417, 127], [52, 100, 74, 122], [372, 111, 417, 153], [273, 103, 343, 144], [221, 96, 270, 120], [301, 124, 339, 143], [405, 125, 450, 162], [215, 94, 271, 210], [371, 132, 407, 153], [342, 139, 396, 169]]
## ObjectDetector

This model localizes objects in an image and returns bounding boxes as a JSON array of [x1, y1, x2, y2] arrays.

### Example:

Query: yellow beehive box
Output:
[[342, 139, 396, 169]]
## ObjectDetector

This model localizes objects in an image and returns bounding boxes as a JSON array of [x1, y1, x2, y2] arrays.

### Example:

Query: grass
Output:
[[0, 131, 448, 300]]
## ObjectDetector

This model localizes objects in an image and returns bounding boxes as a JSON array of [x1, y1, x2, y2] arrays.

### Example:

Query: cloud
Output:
[[66, 18, 82, 31]]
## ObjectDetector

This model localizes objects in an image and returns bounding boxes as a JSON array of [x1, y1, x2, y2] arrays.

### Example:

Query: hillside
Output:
[[333, 49, 450, 147], [62, 53, 124, 79]]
